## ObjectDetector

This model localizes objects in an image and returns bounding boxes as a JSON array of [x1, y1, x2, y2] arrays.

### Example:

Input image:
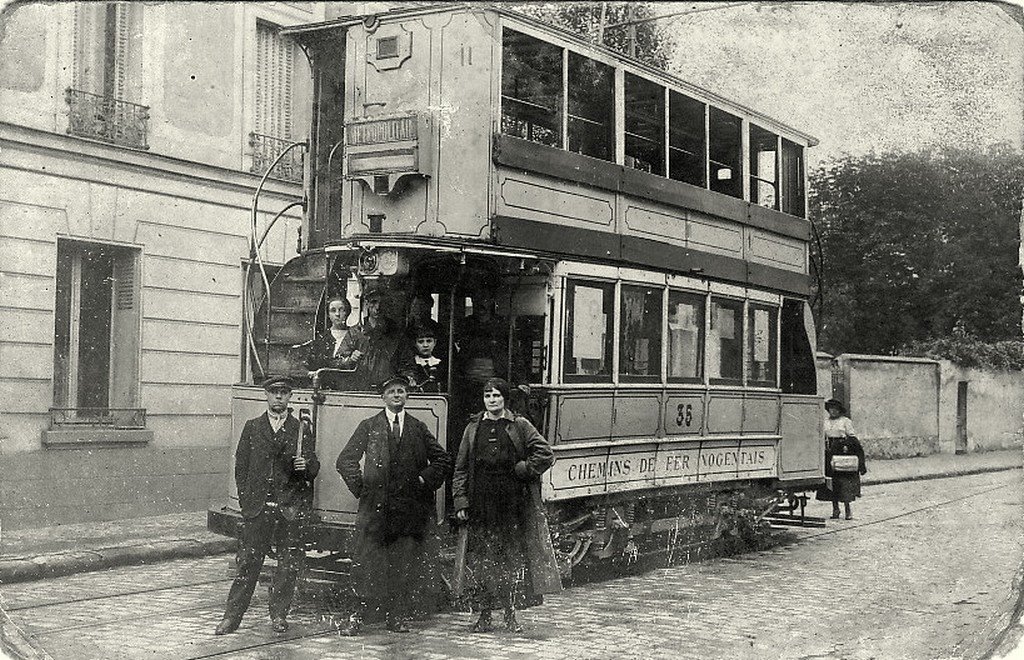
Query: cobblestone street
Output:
[[2, 470, 1020, 660]]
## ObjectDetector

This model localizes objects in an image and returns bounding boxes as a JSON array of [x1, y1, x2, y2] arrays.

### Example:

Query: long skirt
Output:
[[816, 472, 862, 503], [465, 524, 527, 611]]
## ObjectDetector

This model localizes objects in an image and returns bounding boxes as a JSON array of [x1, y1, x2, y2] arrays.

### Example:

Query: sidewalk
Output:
[[0, 449, 1020, 587]]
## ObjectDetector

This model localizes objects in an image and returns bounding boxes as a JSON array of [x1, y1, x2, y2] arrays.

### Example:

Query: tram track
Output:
[[3, 577, 232, 614], [798, 477, 1016, 542], [3, 474, 1016, 659]]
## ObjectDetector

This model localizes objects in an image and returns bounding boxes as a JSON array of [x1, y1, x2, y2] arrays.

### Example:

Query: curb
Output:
[[0, 538, 237, 586], [0, 464, 1018, 587], [863, 463, 1021, 487]]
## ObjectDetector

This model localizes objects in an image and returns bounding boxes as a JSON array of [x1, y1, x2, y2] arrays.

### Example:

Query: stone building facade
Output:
[[0, 2, 324, 529]]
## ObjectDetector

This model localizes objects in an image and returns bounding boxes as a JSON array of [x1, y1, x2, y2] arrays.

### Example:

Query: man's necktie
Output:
[[391, 417, 401, 441]]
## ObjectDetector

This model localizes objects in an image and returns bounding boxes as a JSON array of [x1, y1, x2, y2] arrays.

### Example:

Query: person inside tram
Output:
[[337, 285, 402, 391], [459, 288, 508, 382], [451, 286, 510, 429], [404, 292, 442, 347], [400, 323, 445, 393], [305, 296, 356, 389]]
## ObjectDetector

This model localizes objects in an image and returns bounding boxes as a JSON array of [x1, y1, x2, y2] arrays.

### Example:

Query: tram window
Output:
[[568, 53, 614, 161], [749, 124, 779, 210], [668, 91, 706, 187], [709, 107, 742, 199], [708, 297, 743, 383], [747, 303, 778, 387], [502, 29, 563, 148], [619, 285, 663, 380], [624, 73, 666, 176], [667, 290, 704, 382], [780, 299, 816, 394], [563, 280, 614, 382], [781, 139, 806, 218]]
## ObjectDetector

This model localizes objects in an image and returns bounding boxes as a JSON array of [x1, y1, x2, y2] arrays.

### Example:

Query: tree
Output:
[[510, 2, 675, 70], [809, 145, 1024, 355]]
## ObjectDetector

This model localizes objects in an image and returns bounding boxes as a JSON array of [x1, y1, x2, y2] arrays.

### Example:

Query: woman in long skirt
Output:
[[452, 378, 562, 633], [816, 398, 867, 519]]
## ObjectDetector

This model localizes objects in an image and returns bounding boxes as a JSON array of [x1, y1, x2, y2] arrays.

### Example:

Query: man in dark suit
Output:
[[336, 375, 452, 634], [214, 375, 320, 636]]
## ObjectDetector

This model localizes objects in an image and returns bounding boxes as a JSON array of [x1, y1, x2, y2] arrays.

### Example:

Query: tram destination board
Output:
[[546, 438, 778, 500]]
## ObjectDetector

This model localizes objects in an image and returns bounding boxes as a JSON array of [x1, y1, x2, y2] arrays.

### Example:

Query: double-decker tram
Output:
[[209, 3, 824, 576]]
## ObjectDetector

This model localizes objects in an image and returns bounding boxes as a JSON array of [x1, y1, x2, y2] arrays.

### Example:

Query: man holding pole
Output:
[[214, 375, 320, 635]]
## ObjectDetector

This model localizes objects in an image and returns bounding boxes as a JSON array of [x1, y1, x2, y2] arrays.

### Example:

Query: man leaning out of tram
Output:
[[336, 285, 402, 390]]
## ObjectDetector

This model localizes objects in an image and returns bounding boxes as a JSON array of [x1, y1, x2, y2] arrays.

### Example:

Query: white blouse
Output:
[[824, 416, 856, 439]]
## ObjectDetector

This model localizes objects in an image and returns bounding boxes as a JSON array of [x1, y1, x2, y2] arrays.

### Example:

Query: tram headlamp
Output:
[[358, 248, 404, 276]]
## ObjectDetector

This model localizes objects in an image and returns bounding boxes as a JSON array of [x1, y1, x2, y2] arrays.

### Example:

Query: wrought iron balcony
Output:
[[49, 407, 147, 430], [250, 132, 304, 182], [65, 88, 150, 150]]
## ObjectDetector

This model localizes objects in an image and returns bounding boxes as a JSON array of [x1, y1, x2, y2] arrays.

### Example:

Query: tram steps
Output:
[[250, 252, 327, 379]]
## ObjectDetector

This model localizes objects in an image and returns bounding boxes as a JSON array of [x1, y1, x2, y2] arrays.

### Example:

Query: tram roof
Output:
[[283, 3, 819, 147]]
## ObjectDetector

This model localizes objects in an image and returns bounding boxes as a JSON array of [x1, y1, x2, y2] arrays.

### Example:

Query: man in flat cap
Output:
[[336, 375, 453, 634], [215, 375, 320, 636], [336, 285, 402, 391]]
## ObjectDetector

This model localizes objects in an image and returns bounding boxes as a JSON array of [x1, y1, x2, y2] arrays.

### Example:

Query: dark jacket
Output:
[[824, 435, 867, 477], [398, 356, 446, 393], [452, 409, 562, 595], [304, 328, 351, 372], [235, 412, 320, 520], [337, 322, 402, 390], [336, 410, 452, 543]]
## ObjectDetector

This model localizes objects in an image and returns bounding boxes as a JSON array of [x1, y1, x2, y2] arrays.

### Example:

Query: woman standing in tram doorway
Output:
[[816, 398, 867, 520], [451, 378, 561, 633]]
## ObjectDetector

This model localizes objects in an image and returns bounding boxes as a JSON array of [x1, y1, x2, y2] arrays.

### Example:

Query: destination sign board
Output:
[[545, 438, 777, 500]]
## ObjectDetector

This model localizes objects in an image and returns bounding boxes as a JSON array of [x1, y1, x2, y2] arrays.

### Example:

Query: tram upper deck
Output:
[[285, 5, 817, 298]]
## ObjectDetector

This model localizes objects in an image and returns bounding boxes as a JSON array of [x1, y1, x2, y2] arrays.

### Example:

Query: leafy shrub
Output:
[[899, 326, 1024, 371]]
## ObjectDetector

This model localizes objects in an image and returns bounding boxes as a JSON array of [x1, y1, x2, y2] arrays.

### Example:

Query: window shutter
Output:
[[254, 21, 293, 140], [113, 251, 136, 311], [256, 22, 270, 136], [113, 4, 129, 100]]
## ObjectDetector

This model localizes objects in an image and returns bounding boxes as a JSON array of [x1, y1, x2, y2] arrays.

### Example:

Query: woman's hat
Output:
[[824, 398, 846, 414]]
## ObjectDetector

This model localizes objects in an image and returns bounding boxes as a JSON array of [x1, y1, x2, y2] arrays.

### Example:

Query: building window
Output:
[[669, 91, 706, 188], [53, 240, 141, 416], [708, 297, 743, 383], [501, 29, 562, 148], [709, 107, 742, 199], [667, 290, 704, 382], [619, 284, 663, 380], [749, 124, 779, 210], [781, 139, 806, 218], [624, 73, 665, 175], [252, 21, 304, 182], [747, 303, 778, 386], [67, 3, 149, 149], [563, 279, 614, 382], [567, 52, 614, 161]]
